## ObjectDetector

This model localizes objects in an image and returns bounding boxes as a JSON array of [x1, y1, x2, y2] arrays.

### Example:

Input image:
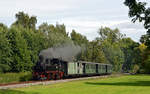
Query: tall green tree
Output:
[[71, 30, 88, 46], [124, 0, 150, 48], [39, 23, 72, 47], [20, 28, 47, 65], [97, 27, 125, 72], [7, 26, 32, 72], [124, 0, 150, 73], [0, 24, 12, 72], [120, 38, 140, 72], [12, 12, 37, 30]]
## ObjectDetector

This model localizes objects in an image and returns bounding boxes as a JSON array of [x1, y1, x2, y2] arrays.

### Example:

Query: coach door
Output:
[[77, 63, 79, 74], [82, 63, 85, 74]]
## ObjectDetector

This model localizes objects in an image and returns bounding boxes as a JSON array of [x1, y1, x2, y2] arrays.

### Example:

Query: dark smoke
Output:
[[39, 43, 81, 61]]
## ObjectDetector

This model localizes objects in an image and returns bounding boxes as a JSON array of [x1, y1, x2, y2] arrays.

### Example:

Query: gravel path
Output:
[[0, 74, 122, 89]]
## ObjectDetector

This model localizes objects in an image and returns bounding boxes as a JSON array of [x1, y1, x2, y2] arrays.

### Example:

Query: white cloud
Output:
[[111, 21, 146, 42], [0, 0, 149, 42]]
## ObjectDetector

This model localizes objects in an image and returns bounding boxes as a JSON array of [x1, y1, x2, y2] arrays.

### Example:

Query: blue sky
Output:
[[0, 0, 149, 41]]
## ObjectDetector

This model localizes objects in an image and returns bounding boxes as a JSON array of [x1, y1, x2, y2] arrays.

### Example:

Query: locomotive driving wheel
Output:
[[55, 73, 60, 80]]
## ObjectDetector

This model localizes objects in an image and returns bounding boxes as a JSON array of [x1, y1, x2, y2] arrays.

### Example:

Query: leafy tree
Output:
[[97, 27, 125, 72], [0, 23, 8, 30], [38, 23, 50, 34], [12, 12, 37, 30], [71, 30, 88, 46], [21, 27, 48, 65], [102, 40, 124, 72], [7, 26, 32, 72], [138, 43, 150, 73], [90, 41, 108, 63], [124, 0, 150, 73], [98, 27, 123, 43], [144, 54, 150, 73], [55, 23, 68, 36], [0, 25, 12, 72], [124, 0, 150, 48], [38, 23, 73, 47], [140, 34, 148, 44], [120, 38, 140, 72], [70, 30, 92, 61], [39, 23, 68, 36]]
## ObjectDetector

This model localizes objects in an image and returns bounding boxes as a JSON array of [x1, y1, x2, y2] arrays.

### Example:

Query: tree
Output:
[[71, 30, 88, 46], [20, 28, 48, 65], [70, 30, 91, 61], [124, 0, 150, 73], [0, 25, 12, 72], [7, 26, 32, 72], [12, 12, 37, 30], [140, 35, 148, 44], [97, 27, 125, 72], [38, 23, 50, 34], [120, 38, 140, 72], [124, 0, 150, 48], [98, 27, 123, 43], [39, 23, 68, 36], [38, 23, 73, 47], [90, 40, 108, 63]]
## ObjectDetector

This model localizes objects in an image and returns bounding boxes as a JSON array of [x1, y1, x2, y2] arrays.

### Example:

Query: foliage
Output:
[[12, 12, 37, 30], [144, 55, 150, 73], [124, 0, 150, 73], [0, 11, 143, 73], [131, 64, 140, 74], [7, 26, 33, 72], [120, 38, 140, 72], [0, 12, 78, 73], [97, 27, 125, 72], [21, 28, 48, 65], [71, 30, 88, 46], [0, 64, 11, 73], [19, 72, 32, 81], [142, 50, 150, 73], [0, 25, 12, 72]]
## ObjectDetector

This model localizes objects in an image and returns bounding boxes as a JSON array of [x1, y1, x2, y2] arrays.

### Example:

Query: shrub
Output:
[[144, 55, 150, 73], [20, 72, 32, 81], [130, 64, 139, 74], [139, 69, 146, 74], [0, 72, 32, 84], [0, 64, 11, 73]]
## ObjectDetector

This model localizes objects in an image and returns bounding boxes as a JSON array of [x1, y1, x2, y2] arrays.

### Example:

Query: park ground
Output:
[[0, 74, 150, 94]]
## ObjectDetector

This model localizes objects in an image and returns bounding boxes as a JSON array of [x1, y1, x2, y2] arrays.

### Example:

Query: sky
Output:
[[0, 0, 149, 42]]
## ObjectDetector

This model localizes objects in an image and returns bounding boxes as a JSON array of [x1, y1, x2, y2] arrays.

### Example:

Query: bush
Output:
[[0, 72, 32, 84], [19, 72, 32, 81], [139, 69, 146, 74], [144, 56, 150, 73], [0, 64, 11, 73], [130, 64, 139, 74]]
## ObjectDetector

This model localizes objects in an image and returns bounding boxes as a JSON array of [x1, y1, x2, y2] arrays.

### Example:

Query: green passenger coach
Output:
[[66, 61, 112, 76]]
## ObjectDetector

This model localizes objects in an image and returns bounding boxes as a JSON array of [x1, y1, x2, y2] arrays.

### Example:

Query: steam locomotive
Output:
[[33, 56, 112, 80]]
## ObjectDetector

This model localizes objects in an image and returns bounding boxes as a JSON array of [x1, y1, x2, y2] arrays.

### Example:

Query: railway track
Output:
[[0, 75, 115, 89]]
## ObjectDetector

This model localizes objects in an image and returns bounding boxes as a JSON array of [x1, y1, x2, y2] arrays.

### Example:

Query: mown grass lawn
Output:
[[0, 75, 150, 94]]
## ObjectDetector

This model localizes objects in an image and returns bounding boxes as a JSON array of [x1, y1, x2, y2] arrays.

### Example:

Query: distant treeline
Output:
[[0, 12, 149, 73]]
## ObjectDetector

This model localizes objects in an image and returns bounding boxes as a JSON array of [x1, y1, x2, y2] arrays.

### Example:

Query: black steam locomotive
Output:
[[33, 56, 112, 80]]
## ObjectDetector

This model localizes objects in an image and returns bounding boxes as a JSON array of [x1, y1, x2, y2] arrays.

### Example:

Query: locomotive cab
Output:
[[44, 58, 60, 71], [33, 56, 67, 80]]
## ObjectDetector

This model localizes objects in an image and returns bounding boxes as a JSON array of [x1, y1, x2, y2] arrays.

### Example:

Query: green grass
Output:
[[1, 75, 150, 94], [0, 72, 31, 84]]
